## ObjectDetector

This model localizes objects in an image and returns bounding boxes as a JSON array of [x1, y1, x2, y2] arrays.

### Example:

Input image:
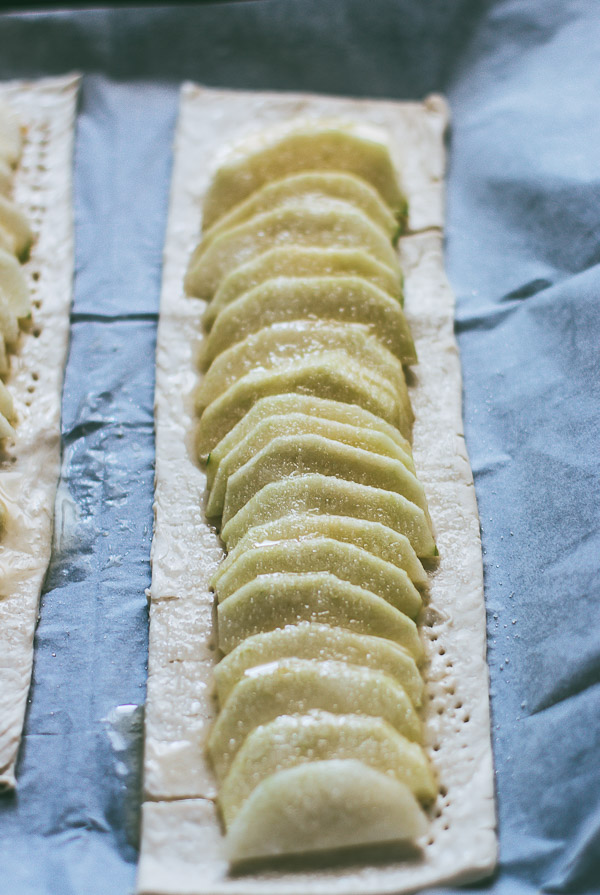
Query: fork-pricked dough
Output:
[[139, 84, 496, 894], [0, 75, 79, 791]]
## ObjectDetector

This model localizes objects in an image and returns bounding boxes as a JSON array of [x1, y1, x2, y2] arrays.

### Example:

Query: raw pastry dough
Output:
[[0, 75, 79, 791], [139, 84, 496, 893]]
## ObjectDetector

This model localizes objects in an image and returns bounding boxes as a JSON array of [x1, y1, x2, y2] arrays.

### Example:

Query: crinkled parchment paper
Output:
[[139, 84, 497, 894], [0, 74, 79, 791]]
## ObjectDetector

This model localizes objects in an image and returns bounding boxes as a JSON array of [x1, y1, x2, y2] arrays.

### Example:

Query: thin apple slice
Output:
[[207, 393, 412, 481], [225, 760, 427, 863], [196, 355, 407, 457], [221, 474, 436, 556], [0, 408, 15, 440], [214, 623, 424, 705], [0, 247, 31, 317], [202, 121, 406, 230], [202, 276, 416, 367], [205, 247, 402, 329], [220, 434, 432, 528], [0, 377, 15, 421], [197, 320, 411, 414], [207, 658, 421, 779], [0, 291, 19, 346], [213, 538, 422, 620], [206, 414, 414, 517], [217, 571, 424, 659], [0, 159, 12, 195], [201, 172, 399, 253], [185, 202, 400, 300], [221, 515, 426, 588], [221, 712, 436, 825], [0, 196, 33, 260]]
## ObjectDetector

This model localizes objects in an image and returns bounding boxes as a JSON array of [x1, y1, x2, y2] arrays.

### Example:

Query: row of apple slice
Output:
[[0, 102, 33, 444], [187, 123, 436, 862]]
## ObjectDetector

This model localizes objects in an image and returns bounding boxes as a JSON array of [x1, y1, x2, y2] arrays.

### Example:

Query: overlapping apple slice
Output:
[[220, 713, 436, 827], [204, 246, 403, 329], [225, 760, 427, 864]]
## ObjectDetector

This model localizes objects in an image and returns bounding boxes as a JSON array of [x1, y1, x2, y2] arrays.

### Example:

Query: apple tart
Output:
[[0, 76, 79, 791], [140, 85, 496, 895]]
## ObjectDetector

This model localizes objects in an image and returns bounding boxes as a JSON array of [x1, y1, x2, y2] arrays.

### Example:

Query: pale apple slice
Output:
[[185, 202, 400, 300], [214, 623, 424, 705], [225, 759, 427, 863], [207, 393, 412, 480], [213, 538, 422, 619], [0, 247, 31, 317], [0, 100, 23, 168], [0, 159, 12, 195], [217, 571, 424, 659], [0, 377, 15, 421], [0, 291, 19, 346], [201, 172, 400, 253], [0, 196, 33, 260], [197, 320, 411, 414], [220, 434, 432, 528], [221, 515, 426, 588], [207, 658, 421, 779], [206, 414, 414, 517], [0, 408, 15, 439], [221, 713, 436, 825], [205, 247, 402, 328], [220, 474, 436, 557], [0, 333, 8, 375], [201, 276, 416, 367], [202, 120, 406, 229], [196, 354, 407, 457]]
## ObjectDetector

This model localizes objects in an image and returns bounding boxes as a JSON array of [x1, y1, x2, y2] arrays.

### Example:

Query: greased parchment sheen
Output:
[[0, 75, 79, 791], [139, 84, 497, 894]]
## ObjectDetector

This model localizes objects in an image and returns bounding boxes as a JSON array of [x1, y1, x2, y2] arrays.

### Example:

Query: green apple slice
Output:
[[220, 474, 436, 557], [0, 334, 8, 375], [205, 246, 402, 328], [201, 276, 416, 367], [221, 712, 435, 825], [0, 408, 15, 439], [214, 623, 424, 705], [213, 538, 422, 619], [0, 196, 33, 260], [185, 202, 400, 300], [206, 414, 414, 517], [0, 159, 12, 195], [0, 291, 19, 346], [202, 122, 406, 230], [197, 320, 411, 414], [0, 248, 31, 317], [207, 658, 421, 779], [217, 571, 424, 659], [196, 355, 407, 457], [222, 515, 426, 588], [225, 759, 427, 863], [0, 378, 15, 421], [220, 434, 432, 528], [201, 172, 399, 253], [208, 393, 412, 477]]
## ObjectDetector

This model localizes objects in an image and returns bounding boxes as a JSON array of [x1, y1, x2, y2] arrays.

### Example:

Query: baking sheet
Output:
[[0, 2, 599, 894]]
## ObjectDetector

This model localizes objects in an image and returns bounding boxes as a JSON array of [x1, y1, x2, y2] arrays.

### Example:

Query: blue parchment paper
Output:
[[0, 2, 598, 893]]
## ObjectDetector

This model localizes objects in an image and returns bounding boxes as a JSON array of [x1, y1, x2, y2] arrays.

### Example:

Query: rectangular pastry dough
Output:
[[139, 84, 496, 893], [0, 74, 79, 791]]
